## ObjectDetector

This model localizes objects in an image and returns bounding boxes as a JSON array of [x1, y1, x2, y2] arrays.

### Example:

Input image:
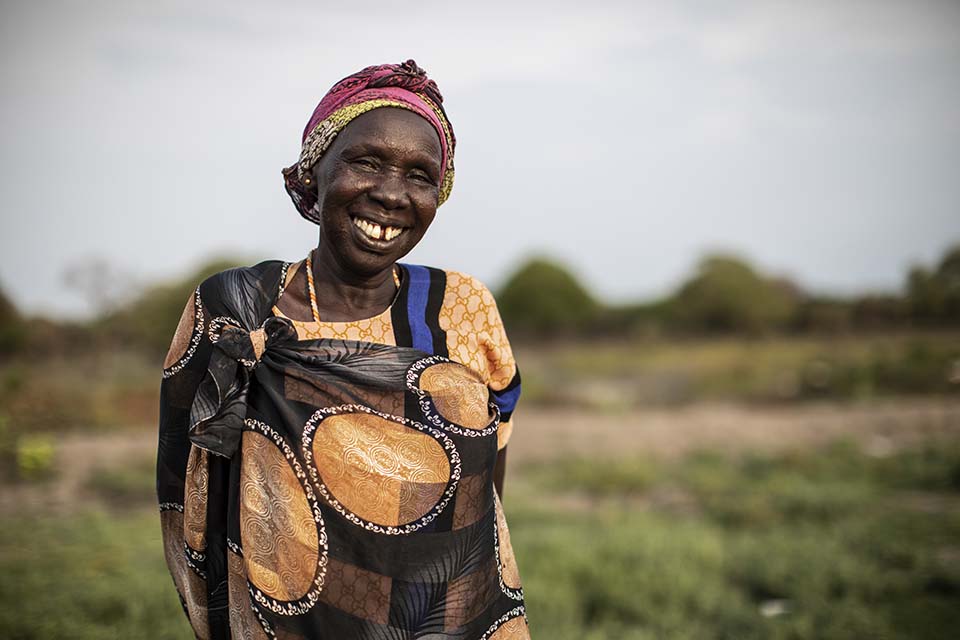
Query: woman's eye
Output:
[[352, 158, 378, 170], [410, 171, 435, 185]]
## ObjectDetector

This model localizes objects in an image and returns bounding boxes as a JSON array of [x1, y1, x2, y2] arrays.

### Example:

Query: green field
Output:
[[2, 432, 958, 639], [517, 331, 960, 408], [1, 331, 957, 638]]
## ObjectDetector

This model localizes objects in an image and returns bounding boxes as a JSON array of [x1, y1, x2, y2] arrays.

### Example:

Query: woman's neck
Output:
[[309, 247, 397, 322]]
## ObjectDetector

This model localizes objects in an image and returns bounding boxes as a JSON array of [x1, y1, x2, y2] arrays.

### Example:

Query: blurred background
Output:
[[1, 1, 959, 638]]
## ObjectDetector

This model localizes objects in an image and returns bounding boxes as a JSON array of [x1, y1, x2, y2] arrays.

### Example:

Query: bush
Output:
[[0, 287, 27, 356], [906, 244, 960, 326], [666, 255, 800, 335], [94, 256, 248, 355], [15, 434, 56, 482], [498, 258, 599, 337]]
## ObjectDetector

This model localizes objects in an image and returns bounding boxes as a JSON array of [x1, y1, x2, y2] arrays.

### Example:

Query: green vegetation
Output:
[[0, 286, 27, 356], [510, 442, 960, 639], [496, 244, 960, 338], [1, 440, 957, 639], [908, 246, 960, 325], [0, 509, 192, 640], [498, 257, 600, 337], [668, 254, 799, 334], [94, 257, 249, 356], [86, 456, 157, 506], [0, 246, 956, 638], [14, 434, 56, 482], [0, 350, 161, 438], [518, 332, 960, 407]]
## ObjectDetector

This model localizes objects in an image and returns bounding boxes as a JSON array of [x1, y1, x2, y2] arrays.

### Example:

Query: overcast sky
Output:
[[1, 0, 958, 317]]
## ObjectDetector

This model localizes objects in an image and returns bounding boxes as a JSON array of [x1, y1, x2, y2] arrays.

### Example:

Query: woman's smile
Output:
[[350, 214, 408, 249]]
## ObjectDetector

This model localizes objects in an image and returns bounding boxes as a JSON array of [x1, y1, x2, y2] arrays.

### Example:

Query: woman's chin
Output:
[[341, 224, 419, 269]]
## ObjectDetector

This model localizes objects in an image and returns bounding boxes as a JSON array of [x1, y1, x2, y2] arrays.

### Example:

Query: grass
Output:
[[516, 331, 960, 407], [86, 456, 157, 506], [0, 509, 192, 640], [2, 331, 957, 442], [509, 441, 960, 639], [0, 350, 160, 436], [1, 439, 958, 639]]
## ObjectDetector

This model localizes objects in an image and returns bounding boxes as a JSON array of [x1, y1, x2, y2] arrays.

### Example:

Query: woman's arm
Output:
[[494, 446, 508, 499]]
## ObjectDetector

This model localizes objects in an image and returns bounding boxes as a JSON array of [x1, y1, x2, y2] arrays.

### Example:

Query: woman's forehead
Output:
[[337, 108, 443, 159]]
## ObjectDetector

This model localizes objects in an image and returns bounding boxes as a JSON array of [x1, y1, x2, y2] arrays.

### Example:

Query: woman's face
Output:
[[311, 107, 443, 279]]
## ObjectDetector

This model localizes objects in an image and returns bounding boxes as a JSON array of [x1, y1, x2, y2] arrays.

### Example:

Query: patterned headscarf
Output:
[[283, 60, 456, 224]]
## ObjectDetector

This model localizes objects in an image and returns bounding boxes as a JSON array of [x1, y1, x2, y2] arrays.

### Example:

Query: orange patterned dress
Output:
[[158, 258, 528, 639]]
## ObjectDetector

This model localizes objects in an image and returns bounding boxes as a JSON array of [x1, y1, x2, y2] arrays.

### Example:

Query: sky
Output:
[[1, 0, 959, 317]]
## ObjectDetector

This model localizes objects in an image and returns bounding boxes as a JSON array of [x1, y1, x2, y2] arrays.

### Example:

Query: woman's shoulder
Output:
[[441, 269, 501, 313], [197, 259, 291, 324], [199, 259, 289, 289], [402, 264, 498, 304]]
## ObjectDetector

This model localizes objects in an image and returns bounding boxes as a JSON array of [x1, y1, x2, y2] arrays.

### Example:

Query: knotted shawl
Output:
[[157, 261, 529, 639]]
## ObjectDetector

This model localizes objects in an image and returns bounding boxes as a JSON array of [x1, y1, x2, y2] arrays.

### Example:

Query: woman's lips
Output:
[[350, 215, 408, 250]]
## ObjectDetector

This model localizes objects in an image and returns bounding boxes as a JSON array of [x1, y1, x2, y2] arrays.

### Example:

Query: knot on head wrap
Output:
[[283, 59, 456, 224]]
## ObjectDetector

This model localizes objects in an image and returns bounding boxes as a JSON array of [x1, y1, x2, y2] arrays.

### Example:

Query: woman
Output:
[[157, 60, 529, 639]]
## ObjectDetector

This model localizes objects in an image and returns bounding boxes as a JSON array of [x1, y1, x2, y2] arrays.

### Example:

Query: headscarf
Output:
[[283, 60, 456, 224]]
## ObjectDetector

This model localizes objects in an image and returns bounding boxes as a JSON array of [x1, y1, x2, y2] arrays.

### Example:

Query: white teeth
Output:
[[353, 217, 404, 241]]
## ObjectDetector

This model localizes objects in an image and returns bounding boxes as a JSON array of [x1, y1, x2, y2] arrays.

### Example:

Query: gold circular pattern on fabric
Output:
[[406, 356, 500, 438], [183, 445, 209, 552], [302, 405, 461, 535], [240, 422, 328, 616], [313, 413, 448, 525], [418, 362, 493, 430], [227, 550, 271, 640]]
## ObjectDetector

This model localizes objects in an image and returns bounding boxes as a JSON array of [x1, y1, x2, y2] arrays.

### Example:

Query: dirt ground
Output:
[[509, 398, 960, 462], [3, 398, 958, 513]]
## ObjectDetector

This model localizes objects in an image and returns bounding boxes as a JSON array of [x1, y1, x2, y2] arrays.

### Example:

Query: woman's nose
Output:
[[368, 170, 408, 210]]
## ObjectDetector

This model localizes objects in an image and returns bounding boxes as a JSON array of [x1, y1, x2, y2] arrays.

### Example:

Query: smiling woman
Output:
[[156, 60, 529, 639]]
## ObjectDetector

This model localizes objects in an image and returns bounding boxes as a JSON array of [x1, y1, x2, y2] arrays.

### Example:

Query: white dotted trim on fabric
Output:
[[208, 315, 242, 344], [162, 287, 204, 379], [184, 541, 207, 580], [243, 418, 330, 617], [480, 606, 527, 640], [252, 603, 277, 640], [493, 509, 524, 602], [208, 315, 257, 368], [226, 537, 243, 557], [277, 262, 292, 299], [301, 404, 462, 536]]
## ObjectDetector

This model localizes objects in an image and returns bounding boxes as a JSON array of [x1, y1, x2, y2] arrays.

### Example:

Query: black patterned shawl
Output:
[[157, 261, 529, 639]]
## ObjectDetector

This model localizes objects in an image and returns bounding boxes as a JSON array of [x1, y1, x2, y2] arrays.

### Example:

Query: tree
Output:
[[667, 254, 799, 334], [497, 258, 598, 337], [907, 244, 960, 326], [0, 286, 26, 355], [96, 257, 247, 355]]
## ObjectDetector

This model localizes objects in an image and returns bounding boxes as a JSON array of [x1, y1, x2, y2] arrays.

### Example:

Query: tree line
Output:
[[0, 244, 957, 357], [497, 244, 960, 339]]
